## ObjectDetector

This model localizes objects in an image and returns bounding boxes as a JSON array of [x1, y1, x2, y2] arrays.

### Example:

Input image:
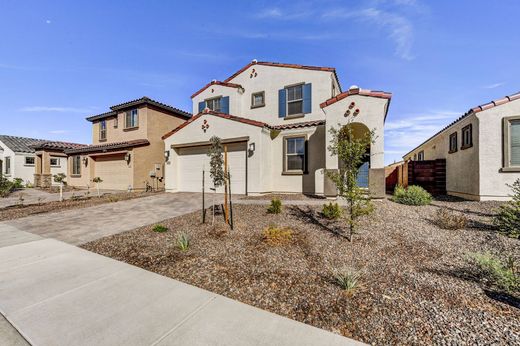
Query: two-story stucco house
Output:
[[34, 97, 191, 191], [162, 61, 392, 197], [404, 91, 520, 201], [0, 135, 74, 186]]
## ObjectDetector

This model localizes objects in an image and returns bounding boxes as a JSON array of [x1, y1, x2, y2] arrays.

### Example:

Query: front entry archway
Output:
[[339, 122, 371, 188]]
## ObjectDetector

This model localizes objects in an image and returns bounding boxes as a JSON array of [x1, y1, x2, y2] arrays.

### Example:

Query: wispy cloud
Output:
[[483, 82, 505, 89], [19, 106, 94, 113], [49, 130, 68, 134], [322, 7, 415, 60], [255, 7, 309, 20]]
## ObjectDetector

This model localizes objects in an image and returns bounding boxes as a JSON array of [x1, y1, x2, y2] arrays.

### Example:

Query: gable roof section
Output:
[[31, 141, 87, 151], [86, 97, 191, 122], [320, 88, 392, 109], [65, 139, 149, 154], [162, 110, 267, 140], [0, 135, 47, 153], [403, 91, 520, 158], [190, 81, 243, 99]]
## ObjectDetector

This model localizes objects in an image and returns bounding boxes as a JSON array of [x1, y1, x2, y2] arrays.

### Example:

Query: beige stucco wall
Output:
[[91, 106, 149, 145]]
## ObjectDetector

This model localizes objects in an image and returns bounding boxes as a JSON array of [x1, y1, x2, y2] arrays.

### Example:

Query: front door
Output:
[[356, 162, 369, 188]]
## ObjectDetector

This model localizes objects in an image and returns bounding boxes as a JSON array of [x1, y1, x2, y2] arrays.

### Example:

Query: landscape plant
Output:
[[92, 177, 103, 198], [469, 252, 519, 293], [176, 232, 190, 251], [433, 207, 468, 230], [262, 224, 293, 245], [267, 198, 282, 214], [152, 224, 168, 233], [332, 267, 362, 294], [327, 124, 375, 241], [392, 185, 432, 206], [13, 178, 24, 189], [493, 179, 520, 238], [53, 173, 66, 202], [0, 176, 14, 197], [322, 202, 343, 220], [207, 136, 225, 225]]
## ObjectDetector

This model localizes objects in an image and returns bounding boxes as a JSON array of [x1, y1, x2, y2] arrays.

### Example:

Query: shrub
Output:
[[434, 208, 469, 230], [262, 224, 293, 245], [392, 185, 432, 206], [267, 198, 282, 214], [176, 232, 190, 251], [469, 252, 519, 293], [0, 176, 14, 197], [152, 224, 168, 233], [332, 267, 361, 293], [322, 202, 343, 220], [12, 178, 24, 189], [493, 179, 520, 239]]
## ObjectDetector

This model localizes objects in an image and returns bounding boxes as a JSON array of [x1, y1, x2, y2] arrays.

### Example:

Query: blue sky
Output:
[[1, 0, 519, 164]]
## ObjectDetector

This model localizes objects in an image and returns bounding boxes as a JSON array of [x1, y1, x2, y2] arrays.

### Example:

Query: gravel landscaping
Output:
[[240, 193, 326, 201], [0, 192, 158, 221], [82, 199, 519, 345]]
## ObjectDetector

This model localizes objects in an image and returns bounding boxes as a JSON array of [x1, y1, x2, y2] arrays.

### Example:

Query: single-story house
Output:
[[33, 97, 191, 191], [403, 91, 520, 201], [162, 60, 392, 197]]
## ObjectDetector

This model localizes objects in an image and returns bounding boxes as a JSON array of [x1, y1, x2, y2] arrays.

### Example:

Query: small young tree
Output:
[[92, 177, 103, 198], [207, 136, 225, 225], [493, 179, 520, 238], [53, 173, 66, 202], [327, 124, 375, 242]]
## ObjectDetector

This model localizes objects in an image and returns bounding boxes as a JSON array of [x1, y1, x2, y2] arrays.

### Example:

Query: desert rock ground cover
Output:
[[83, 199, 519, 345]]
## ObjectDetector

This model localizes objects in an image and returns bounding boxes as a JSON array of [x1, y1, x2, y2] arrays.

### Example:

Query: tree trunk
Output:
[[96, 183, 100, 198], [59, 183, 63, 202], [212, 189, 215, 226]]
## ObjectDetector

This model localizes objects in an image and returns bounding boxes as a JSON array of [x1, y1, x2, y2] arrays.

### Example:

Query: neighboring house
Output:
[[403, 91, 520, 201], [162, 60, 392, 197], [36, 97, 191, 191], [0, 135, 73, 185]]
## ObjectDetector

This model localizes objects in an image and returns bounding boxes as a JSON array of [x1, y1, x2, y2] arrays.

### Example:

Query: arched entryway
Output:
[[338, 122, 371, 188]]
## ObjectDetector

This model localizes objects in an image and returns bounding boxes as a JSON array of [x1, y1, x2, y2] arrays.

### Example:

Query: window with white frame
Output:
[[99, 120, 107, 140], [205, 97, 222, 112], [72, 156, 81, 175], [417, 151, 425, 161], [25, 156, 35, 166], [50, 158, 60, 167], [251, 91, 265, 108], [449, 132, 458, 153], [286, 84, 303, 116], [5, 156, 10, 175], [125, 109, 139, 128], [284, 136, 306, 173]]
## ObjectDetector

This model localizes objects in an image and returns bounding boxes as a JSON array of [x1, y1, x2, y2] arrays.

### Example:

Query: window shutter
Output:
[[278, 89, 286, 118], [198, 101, 205, 113], [303, 83, 312, 114], [221, 96, 230, 114], [511, 121, 520, 165]]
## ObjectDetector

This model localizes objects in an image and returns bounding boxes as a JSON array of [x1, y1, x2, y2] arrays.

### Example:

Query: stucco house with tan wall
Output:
[[34, 97, 191, 191], [162, 60, 392, 197], [404, 91, 520, 201]]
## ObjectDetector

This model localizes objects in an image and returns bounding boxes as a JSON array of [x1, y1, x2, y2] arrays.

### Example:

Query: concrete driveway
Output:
[[1, 192, 211, 245]]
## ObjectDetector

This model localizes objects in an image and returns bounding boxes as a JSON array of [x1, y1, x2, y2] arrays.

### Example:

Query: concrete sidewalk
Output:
[[0, 224, 362, 346]]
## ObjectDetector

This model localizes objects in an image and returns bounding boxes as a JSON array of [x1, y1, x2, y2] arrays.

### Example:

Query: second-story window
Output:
[[417, 151, 425, 161], [286, 84, 303, 116], [114, 116, 118, 128], [99, 120, 107, 140], [251, 91, 265, 108], [206, 97, 222, 112], [125, 109, 139, 129]]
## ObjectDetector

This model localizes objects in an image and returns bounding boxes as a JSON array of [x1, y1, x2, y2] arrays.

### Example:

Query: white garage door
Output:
[[177, 142, 247, 194], [94, 154, 132, 190]]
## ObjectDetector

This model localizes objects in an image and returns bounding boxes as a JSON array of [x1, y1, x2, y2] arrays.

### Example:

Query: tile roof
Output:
[[65, 139, 150, 154], [191, 81, 243, 99], [270, 120, 325, 130], [403, 91, 520, 158], [320, 88, 393, 109], [222, 60, 342, 92], [31, 141, 87, 151], [0, 135, 48, 153], [86, 97, 191, 122]]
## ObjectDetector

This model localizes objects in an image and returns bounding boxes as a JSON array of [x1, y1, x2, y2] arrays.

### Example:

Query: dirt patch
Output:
[[0, 192, 159, 221], [240, 193, 326, 201], [82, 199, 519, 344]]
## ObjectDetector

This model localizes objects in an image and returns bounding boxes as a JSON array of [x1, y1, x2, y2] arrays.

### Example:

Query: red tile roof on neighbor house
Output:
[[65, 139, 150, 154], [320, 87, 393, 109], [190, 81, 243, 99], [31, 141, 87, 151], [403, 90, 520, 158]]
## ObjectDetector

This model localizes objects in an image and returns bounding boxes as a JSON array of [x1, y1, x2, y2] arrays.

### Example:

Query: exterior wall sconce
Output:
[[164, 150, 170, 161], [124, 153, 131, 163], [249, 142, 255, 152], [82, 157, 88, 166]]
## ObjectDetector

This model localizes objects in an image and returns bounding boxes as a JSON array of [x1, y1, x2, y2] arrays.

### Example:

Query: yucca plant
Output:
[[333, 267, 362, 293], [176, 232, 190, 251]]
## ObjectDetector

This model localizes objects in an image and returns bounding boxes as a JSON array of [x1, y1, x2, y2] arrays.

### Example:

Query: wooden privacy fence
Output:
[[385, 159, 446, 195]]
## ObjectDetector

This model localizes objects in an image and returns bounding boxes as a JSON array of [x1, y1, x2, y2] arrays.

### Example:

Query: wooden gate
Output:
[[386, 159, 446, 195]]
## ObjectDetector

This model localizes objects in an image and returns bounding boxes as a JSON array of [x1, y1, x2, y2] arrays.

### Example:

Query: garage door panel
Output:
[[94, 155, 132, 190], [177, 143, 246, 194]]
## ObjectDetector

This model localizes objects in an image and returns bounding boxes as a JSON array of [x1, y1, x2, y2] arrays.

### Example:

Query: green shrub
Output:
[[0, 176, 14, 197], [267, 198, 282, 214], [493, 179, 520, 238], [176, 232, 190, 251], [392, 185, 432, 206], [262, 224, 293, 245], [152, 224, 168, 233], [434, 208, 469, 230], [332, 267, 361, 293], [322, 202, 343, 220], [12, 178, 24, 189], [469, 252, 519, 293]]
